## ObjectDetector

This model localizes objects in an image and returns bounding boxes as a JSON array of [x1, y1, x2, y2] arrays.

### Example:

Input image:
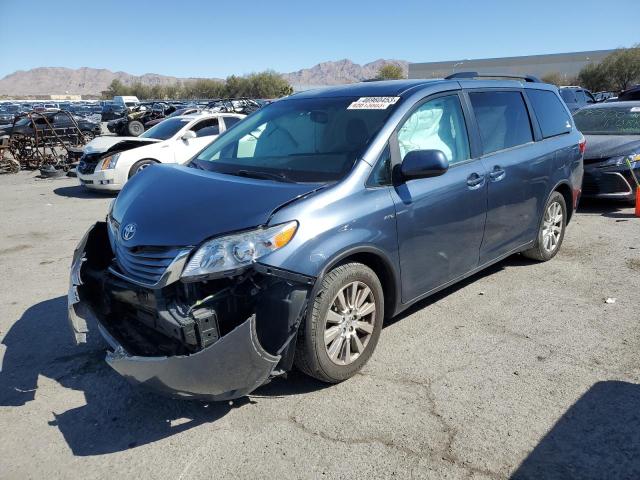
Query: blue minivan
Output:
[[68, 74, 584, 400]]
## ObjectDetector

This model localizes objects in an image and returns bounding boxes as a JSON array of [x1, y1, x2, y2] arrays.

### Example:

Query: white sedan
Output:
[[77, 113, 244, 191]]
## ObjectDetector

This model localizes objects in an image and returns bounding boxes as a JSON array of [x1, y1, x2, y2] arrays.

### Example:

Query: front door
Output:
[[389, 93, 488, 303]]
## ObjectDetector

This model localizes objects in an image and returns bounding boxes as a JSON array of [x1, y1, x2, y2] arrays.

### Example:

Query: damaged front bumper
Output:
[[68, 222, 313, 401]]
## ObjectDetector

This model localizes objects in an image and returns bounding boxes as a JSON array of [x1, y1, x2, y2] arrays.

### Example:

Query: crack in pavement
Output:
[[280, 372, 502, 480]]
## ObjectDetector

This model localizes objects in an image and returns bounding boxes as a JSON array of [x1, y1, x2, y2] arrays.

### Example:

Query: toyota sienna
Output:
[[68, 74, 584, 400]]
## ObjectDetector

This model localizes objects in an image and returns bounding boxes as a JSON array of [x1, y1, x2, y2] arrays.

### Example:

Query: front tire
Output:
[[522, 191, 567, 261], [295, 262, 384, 383]]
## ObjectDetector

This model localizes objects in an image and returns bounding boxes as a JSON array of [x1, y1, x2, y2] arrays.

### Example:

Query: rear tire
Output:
[[522, 191, 567, 261], [127, 121, 144, 137], [295, 262, 384, 383], [128, 159, 156, 178]]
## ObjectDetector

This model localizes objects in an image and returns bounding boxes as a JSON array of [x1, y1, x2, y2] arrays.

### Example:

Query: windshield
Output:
[[574, 106, 640, 135], [140, 118, 190, 140], [190, 96, 399, 183]]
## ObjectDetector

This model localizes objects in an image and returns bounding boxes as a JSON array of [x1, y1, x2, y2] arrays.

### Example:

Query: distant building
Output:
[[409, 49, 614, 83]]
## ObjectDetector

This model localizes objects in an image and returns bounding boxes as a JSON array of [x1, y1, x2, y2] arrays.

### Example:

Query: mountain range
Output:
[[0, 59, 409, 96]]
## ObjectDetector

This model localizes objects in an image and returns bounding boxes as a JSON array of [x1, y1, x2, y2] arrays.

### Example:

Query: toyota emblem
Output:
[[122, 223, 137, 241]]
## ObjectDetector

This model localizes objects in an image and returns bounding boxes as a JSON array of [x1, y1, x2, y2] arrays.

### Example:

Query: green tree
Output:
[[102, 79, 128, 99], [375, 64, 405, 80], [601, 46, 640, 91], [577, 45, 640, 92], [577, 63, 610, 92]]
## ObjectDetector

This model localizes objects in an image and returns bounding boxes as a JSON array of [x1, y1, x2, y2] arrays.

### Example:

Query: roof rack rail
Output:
[[445, 71, 542, 83]]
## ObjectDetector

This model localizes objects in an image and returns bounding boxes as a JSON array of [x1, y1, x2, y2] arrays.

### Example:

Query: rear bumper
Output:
[[68, 222, 313, 401]]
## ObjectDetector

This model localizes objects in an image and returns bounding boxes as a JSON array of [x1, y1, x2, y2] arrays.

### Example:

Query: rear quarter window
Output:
[[526, 89, 572, 138], [468, 91, 533, 155]]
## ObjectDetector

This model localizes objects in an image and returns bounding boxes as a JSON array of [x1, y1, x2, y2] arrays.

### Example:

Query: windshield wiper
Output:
[[235, 169, 295, 183]]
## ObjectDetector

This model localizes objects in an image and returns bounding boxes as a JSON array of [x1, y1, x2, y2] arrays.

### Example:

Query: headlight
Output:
[[181, 221, 298, 279], [100, 153, 120, 170], [626, 153, 640, 168]]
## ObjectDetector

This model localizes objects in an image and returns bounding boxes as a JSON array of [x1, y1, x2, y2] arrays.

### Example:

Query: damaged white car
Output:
[[77, 113, 244, 191]]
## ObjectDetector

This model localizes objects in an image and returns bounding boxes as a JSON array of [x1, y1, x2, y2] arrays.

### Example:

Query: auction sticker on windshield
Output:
[[347, 97, 400, 110]]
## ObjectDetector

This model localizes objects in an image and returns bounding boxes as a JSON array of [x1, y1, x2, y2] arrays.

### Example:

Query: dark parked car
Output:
[[574, 101, 640, 202], [0, 111, 101, 140], [101, 103, 128, 122], [559, 86, 596, 112], [0, 104, 22, 124], [68, 75, 583, 401], [107, 103, 178, 136], [144, 107, 200, 128], [618, 85, 640, 102]]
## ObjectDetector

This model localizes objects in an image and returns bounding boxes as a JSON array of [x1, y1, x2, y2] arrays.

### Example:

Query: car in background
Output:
[[101, 103, 128, 122], [0, 110, 101, 140], [107, 103, 179, 136], [77, 113, 244, 191], [618, 85, 640, 101], [113, 96, 140, 110], [594, 91, 618, 103], [573, 101, 640, 202], [0, 104, 23, 124], [143, 107, 200, 128], [68, 76, 584, 400], [559, 86, 596, 112]]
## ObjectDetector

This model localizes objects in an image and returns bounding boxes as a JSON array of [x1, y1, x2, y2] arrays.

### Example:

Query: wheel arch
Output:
[[552, 181, 574, 223], [311, 246, 400, 321], [127, 158, 160, 178]]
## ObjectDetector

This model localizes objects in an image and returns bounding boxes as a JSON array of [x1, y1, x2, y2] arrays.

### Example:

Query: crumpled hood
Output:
[[112, 164, 321, 247], [583, 135, 640, 160], [84, 136, 161, 154]]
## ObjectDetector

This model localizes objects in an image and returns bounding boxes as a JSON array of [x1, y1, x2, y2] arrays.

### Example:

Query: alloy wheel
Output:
[[542, 201, 563, 253], [324, 281, 376, 365]]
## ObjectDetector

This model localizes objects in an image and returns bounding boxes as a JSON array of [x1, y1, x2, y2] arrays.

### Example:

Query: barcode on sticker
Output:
[[348, 97, 400, 110]]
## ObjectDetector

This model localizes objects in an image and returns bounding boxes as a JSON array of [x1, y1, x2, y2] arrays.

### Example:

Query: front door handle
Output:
[[466, 173, 485, 189], [489, 166, 506, 182]]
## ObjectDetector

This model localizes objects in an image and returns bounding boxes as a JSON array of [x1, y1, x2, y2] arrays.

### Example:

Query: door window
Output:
[[576, 90, 588, 104], [469, 91, 533, 155], [190, 118, 219, 137], [396, 95, 470, 165], [526, 89, 572, 138], [223, 116, 241, 129]]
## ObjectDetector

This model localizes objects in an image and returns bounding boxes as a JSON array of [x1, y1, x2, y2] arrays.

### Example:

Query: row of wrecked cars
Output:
[[0, 98, 265, 177]]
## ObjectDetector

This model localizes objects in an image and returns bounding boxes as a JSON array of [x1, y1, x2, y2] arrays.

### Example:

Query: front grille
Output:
[[583, 171, 631, 196], [112, 242, 183, 285], [78, 153, 101, 174]]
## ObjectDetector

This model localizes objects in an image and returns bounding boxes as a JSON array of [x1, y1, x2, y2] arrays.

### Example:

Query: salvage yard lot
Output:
[[0, 171, 639, 479]]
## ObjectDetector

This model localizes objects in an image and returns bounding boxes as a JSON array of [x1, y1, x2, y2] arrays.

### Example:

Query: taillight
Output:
[[578, 135, 586, 154]]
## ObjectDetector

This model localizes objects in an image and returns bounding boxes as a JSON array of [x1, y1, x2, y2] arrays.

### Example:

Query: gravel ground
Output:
[[0, 171, 639, 480]]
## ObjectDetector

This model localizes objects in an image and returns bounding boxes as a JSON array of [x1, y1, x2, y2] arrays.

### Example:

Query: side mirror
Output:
[[181, 130, 196, 141], [400, 149, 449, 180]]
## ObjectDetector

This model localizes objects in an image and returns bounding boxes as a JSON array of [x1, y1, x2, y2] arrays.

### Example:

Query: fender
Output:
[[307, 243, 402, 319]]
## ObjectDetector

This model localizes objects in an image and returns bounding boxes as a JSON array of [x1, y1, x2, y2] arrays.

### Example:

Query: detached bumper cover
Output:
[[68, 222, 311, 401], [100, 315, 279, 401]]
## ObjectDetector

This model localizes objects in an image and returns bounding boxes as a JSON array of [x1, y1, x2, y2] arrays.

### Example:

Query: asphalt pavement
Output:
[[0, 171, 639, 479]]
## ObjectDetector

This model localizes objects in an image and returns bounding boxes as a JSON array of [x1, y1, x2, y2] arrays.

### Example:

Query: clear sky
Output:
[[0, 0, 638, 79]]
